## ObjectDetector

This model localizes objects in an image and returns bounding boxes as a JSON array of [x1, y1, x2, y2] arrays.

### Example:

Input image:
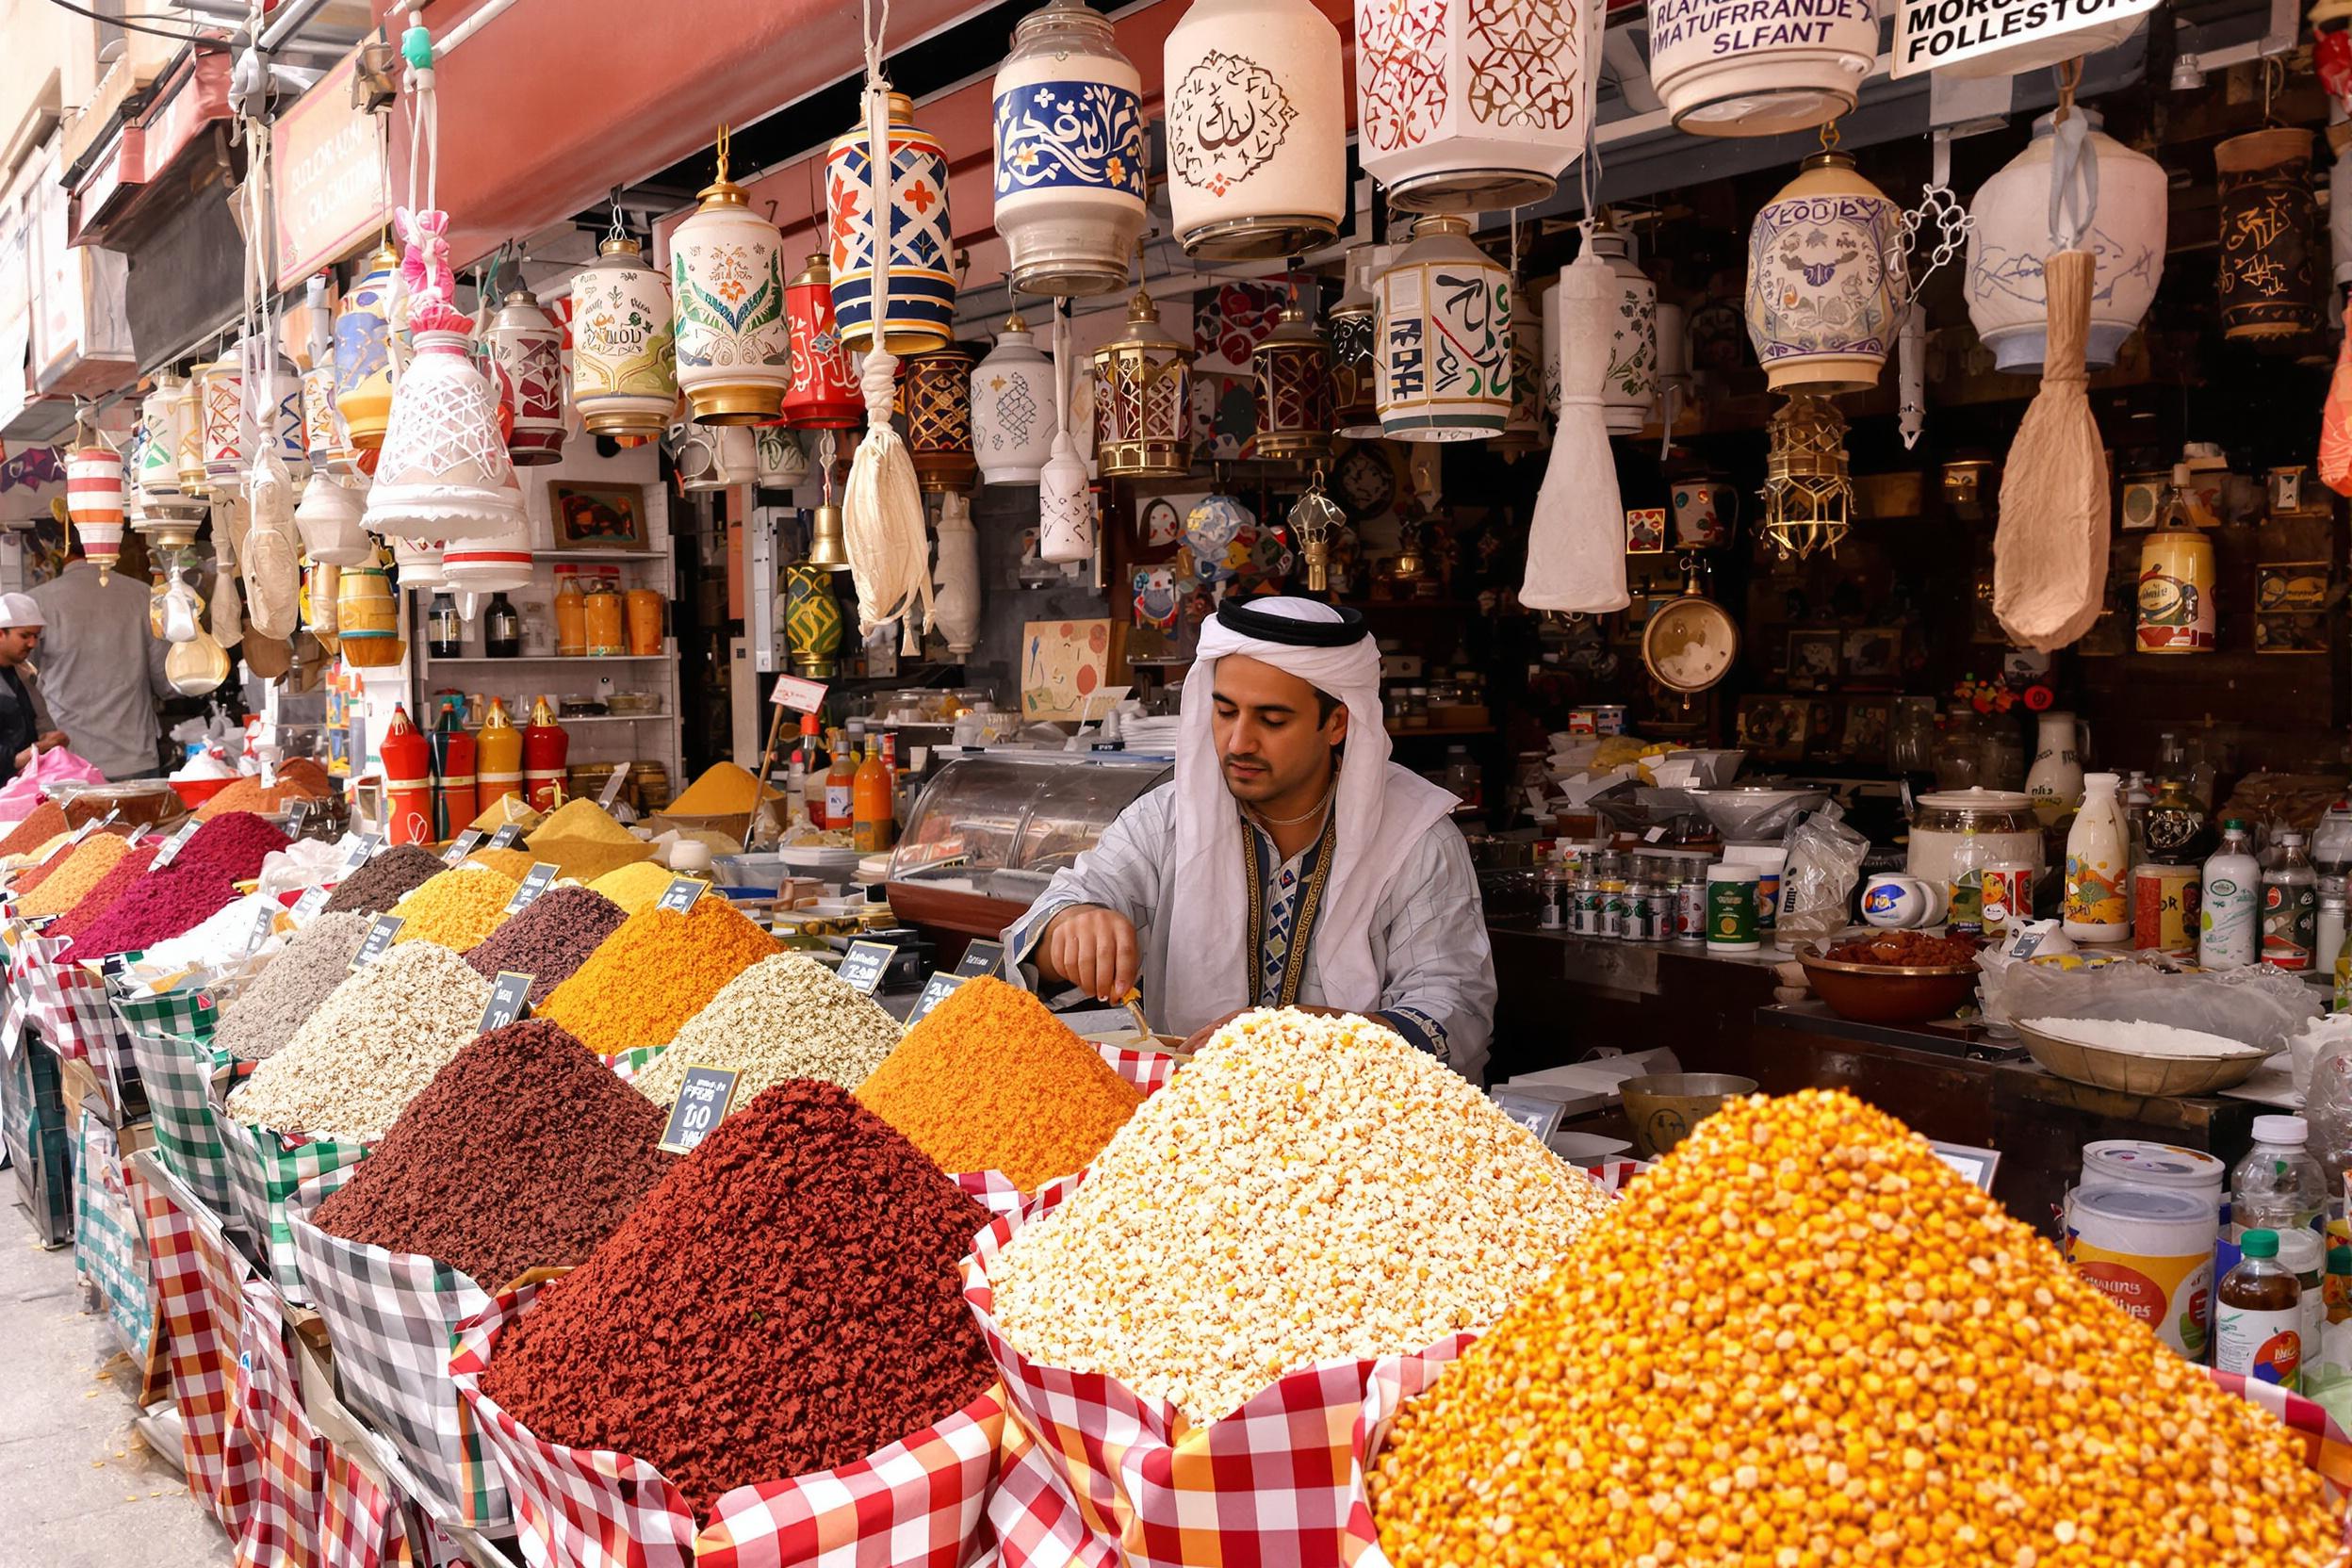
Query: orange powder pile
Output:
[[537, 896, 778, 1054], [465, 847, 539, 881], [857, 974, 1142, 1190], [194, 759, 335, 820]]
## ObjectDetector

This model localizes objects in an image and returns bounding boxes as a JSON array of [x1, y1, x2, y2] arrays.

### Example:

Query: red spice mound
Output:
[[177, 810, 291, 882], [315, 1019, 675, 1288], [45, 846, 157, 942], [479, 1081, 996, 1517], [67, 860, 238, 956], [0, 802, 68, 858]]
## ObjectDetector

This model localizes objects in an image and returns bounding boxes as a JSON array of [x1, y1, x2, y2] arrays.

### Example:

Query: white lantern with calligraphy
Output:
[[1376, 214, 1511, 440], [1647, 0, 1877, 139], [993, 0, 1149, 298], [1164, 0, 1346, 260], [1356, 0, 1592, 212]]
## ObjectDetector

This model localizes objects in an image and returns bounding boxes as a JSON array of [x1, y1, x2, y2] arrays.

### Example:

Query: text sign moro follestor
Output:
[[1891, 0, 2156, 77]]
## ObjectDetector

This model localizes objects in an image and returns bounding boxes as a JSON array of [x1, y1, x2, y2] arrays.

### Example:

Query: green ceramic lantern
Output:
[[784, 562, 844, 677]]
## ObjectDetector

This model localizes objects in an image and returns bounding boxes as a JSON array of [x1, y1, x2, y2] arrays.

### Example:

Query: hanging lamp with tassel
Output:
[[1038, 301, 1096, 564], [236, 106, 302, 641], [933, 489, 982, 654]]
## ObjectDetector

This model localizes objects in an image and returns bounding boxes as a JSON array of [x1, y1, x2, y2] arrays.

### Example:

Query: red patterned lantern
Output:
[[486, 286, 567, 465], [1250, 298, 1331, 462], [782, 253, 863, 430]]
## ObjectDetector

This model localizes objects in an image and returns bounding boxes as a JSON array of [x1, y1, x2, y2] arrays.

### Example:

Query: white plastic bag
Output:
[[1975, 948, 2318, 1047]]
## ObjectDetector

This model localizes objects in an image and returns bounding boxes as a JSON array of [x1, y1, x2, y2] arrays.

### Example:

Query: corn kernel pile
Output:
[[987, 1007, 1613, 1426], [1371, 1089, 2343, 1568]]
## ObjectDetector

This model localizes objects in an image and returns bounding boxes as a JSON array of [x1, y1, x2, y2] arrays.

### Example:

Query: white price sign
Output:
[[1891, 0, 2155, 77], [770, 675, 828, 713]]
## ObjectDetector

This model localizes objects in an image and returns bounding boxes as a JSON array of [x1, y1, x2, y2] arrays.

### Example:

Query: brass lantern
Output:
[[1760, 394, 1854, 560], [904, 345, 977, 494], [1091, 286, 1193, 479], [1250, 295, 1332, 463]]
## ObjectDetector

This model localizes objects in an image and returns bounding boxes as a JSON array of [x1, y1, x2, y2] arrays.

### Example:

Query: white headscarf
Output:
[[1162, 597, 1459, 1035]]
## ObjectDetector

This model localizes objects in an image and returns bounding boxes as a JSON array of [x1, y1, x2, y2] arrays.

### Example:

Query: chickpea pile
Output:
[[1371, 1089, 2342, 1568]]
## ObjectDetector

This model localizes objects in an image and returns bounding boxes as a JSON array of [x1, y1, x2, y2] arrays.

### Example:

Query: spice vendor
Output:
[[0, 594, 66, 783], [1006, 597, 1496, 1076]]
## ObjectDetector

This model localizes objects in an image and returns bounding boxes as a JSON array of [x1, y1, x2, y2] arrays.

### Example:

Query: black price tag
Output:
[[598, 768, 629, 808], [656, 876, 707, 914], [442, 829, 485, 867], [151, 818, 201, 870], [486, 823, 525, 851], [504, 862, 560, 914], [658, 1064, 742, 1154], [906, 971, 965, 1025], [480, 971, 533, 1033], [954, 939, 1006, 979], [290, 884, 331, 922], [351, 913, 403, 970], [286, 799, 313, 836], [839, 939, 896, 995], [345, 833, 384, 874]]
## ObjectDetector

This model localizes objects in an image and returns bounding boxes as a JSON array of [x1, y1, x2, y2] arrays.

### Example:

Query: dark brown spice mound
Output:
[[323, 842, 447, 915], [479, 1080, 995, 1517], [314, 1019, 674, 1288], [462, 885, 629, 1005]]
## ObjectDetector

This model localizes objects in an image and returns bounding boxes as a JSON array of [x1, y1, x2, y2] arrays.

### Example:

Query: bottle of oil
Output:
[[823, 727, 857, 831], [853, 734, 893, 853], [2217, 1230, 2304, 1390]]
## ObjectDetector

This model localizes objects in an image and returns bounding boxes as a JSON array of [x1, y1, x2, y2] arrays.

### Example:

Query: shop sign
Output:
[[351, 912, 403, 968], [659, 1064, 742, 1154], [271, 50, 388, 291], [505, 862, 559, 914], [839, 939, 896, 995], [1891, 0, 2156, 77], [954, 939, 1005, 979], [480, 971, 533, 1033]]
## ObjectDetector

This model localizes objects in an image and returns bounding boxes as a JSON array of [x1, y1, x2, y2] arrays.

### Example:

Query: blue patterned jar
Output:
[[827, 92, 956, 356], [993, 0, 1147, 299]]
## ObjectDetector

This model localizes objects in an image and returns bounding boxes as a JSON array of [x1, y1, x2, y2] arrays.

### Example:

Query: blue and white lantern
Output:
[[993, 0, 1148, 299]]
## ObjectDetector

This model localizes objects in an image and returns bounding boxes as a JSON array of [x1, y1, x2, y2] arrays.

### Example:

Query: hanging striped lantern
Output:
[[65, 445, 126, 580], [905, 345, 977, 494], [782, 254, 865, 430], [486, 287, 568, 464], [1250, 298, 1332, 462], [826, 93, 956, 355]]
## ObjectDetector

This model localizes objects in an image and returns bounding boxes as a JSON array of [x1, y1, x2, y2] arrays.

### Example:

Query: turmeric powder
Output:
[[857, 974, 1141, 1190], [465, 847, 539, 881], [538, 896, 778, 1054], [389, 864, 522, 953], [589, 859, 680, 916]]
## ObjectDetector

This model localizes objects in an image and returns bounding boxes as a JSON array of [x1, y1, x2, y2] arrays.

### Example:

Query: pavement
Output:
[[0, 1210, 233, 1567]]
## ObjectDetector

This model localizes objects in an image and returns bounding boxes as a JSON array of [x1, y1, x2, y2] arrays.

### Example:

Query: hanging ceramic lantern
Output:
[[781, 255, 865, 429], [1356, 0, 1589, 212], [334, 243, 400, 451], [240, 336, 307, 478], [675, 423, 758, 491], [485, 286, 567, 464], [198, 354, 246, 486], [1093, 287, 1195, 478], [1647, 0, 1875, 138], [1588, 215, 1658, 433], [443, 511, 535, 594], [971, 314, 1056, 484], [364, 331, 525, 541], [172, 373, 208, 496], [1163, 0, 1346, 259], [1331, 247, 1381, 438], [1966, 110, 2165, 374], [1376, 214, 1511, 441], [993, 0, 1149, 298], [784, 561, 845, 676], [1745, 152, 1906, 394], [335, 553, 404, 667], [905, 345, 977, 494], [1494, 290, 1548, 457], [137, 374, 189, 508], [293, 472, 372, 565], [826, 92, 956, 355], [933, 491, 981, 654], [757, 426, 810, 487], [65, 445, 126, 580], [2216, 127, 2318, 341], [570, 236, 679, 439], [672, 129, 793, 424], [392, 533, 448, 589], [1251, 297, 1332, 462], [301, 362, 357, 476]]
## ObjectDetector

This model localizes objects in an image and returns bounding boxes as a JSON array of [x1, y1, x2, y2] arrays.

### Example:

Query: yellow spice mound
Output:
[[529, 799, 635, 845], [668, 761, 779, 816], [590, 859, 680, 916], [388, 864, 520, 953], [1370, 1088, 2342, 1568]]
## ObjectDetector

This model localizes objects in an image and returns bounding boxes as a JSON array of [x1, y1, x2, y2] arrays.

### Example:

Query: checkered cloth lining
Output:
[[319, 1448, 408, 1568], [286, 1176, 514, 1533], [221, 1119, 368, 1301], [964, 1160, 1647, 1568], [607, 1045, 665, 1083], [4, 1032, 72, 1240], [232, 1275, 333, 1568], [114, 982, 221, 1049], [122, 1016, 244, 1213], [72, 1110, 154, 1361], [449, 1283, 1006, 1568], [952, 1045, 1183, 1221], [13, 936, 137, 1077]]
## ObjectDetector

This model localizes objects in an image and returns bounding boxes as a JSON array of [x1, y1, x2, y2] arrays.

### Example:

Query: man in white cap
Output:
[[1005, 596, 1495, 1078], [0, 593, 66, 785]]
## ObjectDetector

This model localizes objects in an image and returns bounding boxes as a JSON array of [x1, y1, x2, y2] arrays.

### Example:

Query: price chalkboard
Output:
[[344, 833, 384, 874], [838, 939, 896, 995], [480, 971, 533, 1033], [954, 939, 1006, 979], [351, 913, 404, 970], [290, 884, 331, 922], [504, 862, 560, 914], [659, 1064, 743, 1154], [286, 799, 312, 836], [150, 818, 202, 870], [906, 971, 965, 1025], [656, 876, 708, 914], [486, 823, 525, 851], [442, 829, 485, 867], [598, 767, 629, 808]]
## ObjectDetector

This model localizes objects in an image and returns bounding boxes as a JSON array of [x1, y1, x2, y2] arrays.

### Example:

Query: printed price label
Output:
[[906, 971, 965, 1025], [346, 833, 384, 873], [505, 862, 560, 914], [659, 1064, 743, 1154], [150, 818, 202, 870], [245, 903, 278, 956], [486, 824, 525, 851], [839, 939, 896, 995], [286, 799, 313, 836], [1488, 1089, 1566, 1144], [442, 829, 485, 866], [598, 768, 629, 808], [770, 674, 829, 712], [290, 884, 331, 922], [657, 876, 708, 914], [480, 971, 533, 1033], [954, 939, 1006, 979], [351, 912, 404, 970]]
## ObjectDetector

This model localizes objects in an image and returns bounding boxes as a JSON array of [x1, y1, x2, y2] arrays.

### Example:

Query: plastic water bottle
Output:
[[2200, 819, 2262, 970], [2221, 1115, 2330, 1290]]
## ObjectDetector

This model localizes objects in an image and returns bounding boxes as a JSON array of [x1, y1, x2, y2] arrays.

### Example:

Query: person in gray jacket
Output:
[[27, 538, 172, 779]]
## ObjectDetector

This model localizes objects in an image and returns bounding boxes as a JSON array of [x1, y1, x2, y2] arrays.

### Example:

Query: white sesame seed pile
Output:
[[985, 1007, 1614, 1426], [629, 954, 903, 1108]]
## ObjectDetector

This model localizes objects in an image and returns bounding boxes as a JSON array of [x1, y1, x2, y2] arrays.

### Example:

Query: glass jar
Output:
[[552, 566, 586, 657], [1932, 704, 1987, 790], [1909, 788, 2044, 888], [426, 591, 463, 659], [626, 588, 664, 656], [583, 575, 625, 657], [484, 593, 521, 659]]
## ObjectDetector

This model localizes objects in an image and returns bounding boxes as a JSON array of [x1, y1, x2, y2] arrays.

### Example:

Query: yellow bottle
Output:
[[476, 697, 524, 810]]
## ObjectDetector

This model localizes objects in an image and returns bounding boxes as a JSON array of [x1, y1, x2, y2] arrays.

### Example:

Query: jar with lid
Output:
[[426, 591, 463, 658], [583, 573, 625, 657], [1908, 788, 2044, 891], [552, 566, 587, 657], [626, 587, 664, 656], [1540, 856, 1568, 929]]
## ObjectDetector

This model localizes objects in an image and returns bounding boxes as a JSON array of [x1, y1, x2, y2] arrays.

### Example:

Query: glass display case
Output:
[[887, 751, 1172, 922]]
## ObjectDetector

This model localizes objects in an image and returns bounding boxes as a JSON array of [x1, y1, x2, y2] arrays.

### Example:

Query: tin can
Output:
[[2131, 862, 2203, 956], [1568, 875, 1605, 937], [1947, 870, 1984, 935], [1592, 704, 1627, 736], [1598, 873, 1627, 939], [1675, 879, 1707, 941], [1628, 880, 1668, 941], [1568, 708, 1599, 736], [1707, 865, 1760, 952], [1980, 861, 2036, 938]]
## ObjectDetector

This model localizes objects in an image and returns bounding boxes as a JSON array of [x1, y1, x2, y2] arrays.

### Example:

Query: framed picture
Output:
[[549, 482, 650, 550], [1843, 627, 1901, 682], [1841, 697, 1892, 764], [1787, 629, 1840, 689], [1625, 508, 1668, 554], [2257, 562, 2330, 612], [1021, 617, 1125, 720], [2255, 612, 2328, 654], [1735, 695, 1819, 763]]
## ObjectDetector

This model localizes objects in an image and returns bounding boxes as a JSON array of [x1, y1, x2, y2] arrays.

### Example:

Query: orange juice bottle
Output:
[[853, 733, 893, 852], [824, 727, 857, 831]]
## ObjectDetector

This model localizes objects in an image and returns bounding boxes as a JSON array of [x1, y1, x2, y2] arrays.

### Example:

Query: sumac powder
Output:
[[314, 1019, 674, 1288], [323, 842, 446, 916], [44, 846, 157, 942], [67, 858, 236, 956], [479, 1081, 995, 1517], [176, 810, 292, 882], [462, 885, 629, 1005]]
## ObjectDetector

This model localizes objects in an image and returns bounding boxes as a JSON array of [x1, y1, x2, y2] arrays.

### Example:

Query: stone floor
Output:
[[0, 1205, 232, 1567]]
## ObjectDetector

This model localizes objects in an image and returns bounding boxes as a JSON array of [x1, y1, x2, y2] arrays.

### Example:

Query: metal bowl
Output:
[[1797, 949, 1982, 1026], [1618, 1072, 1758, 1159], [2014, 1018, 2270, 1097]]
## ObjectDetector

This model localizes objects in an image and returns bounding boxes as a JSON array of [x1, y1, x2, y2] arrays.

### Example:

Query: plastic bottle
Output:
[[474, 697, 524, 812], [2263, 830, 2320, 971], [2231, 1115, 2328, 1243], [786, 713, 823, 825], [1539, 851, 1567, 931], [2216, 1229, 2304, 1389], [853, 734, 893, 853], [2318, 878, 2347, 977], [824, 727, 857, 831], [2200, 819, 2262, 969], [2062, 772, 2129, 942]]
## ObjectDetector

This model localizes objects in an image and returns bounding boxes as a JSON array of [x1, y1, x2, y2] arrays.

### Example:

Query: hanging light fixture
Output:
[[136, 374, 190, 510], [933, 490, 981, 654], [1493, 288, 1549, 459], [971, 313, 1056, 484], [364, 331, 526, 540], [333, 243, 401, 451], [198, 353, 246, 487], [672, 124, 793, 423], [1250, 288, 1332, 462], [784, 562, 846, 676], [781, 254, 865, 429], [1163, 0, 1345, 259], [1586, 213, 1658, 433], [1746, 146, 1905, 394], [1355, 0, 1589, 212], [807, 434, 853, 566], [2216, 125, 2319, 341], [443, 510, 536, 594], [993, 0, 1149, 297], [172, 372, 208, 497], [243, 335, 307, 480], [301, 360, 355, 476], [485, 285, 567, 463], [570, 232, 679, 439], [757, 427, 810, 487], [64, 440, 126, 581], [392, 533, 448, 589], [1092, 284, 1194, 478], [1376, 213, 1511, 441], [1647, 0, 1876, 138], [1330, 245, 1381, 438], [826, 92, 956, 354], [904, 345, 977, 493], [293, 472, 373, 565], [1760, 394, 1854, 560], [675, 423, 758, 491], [1041, 303, 1098, 561]]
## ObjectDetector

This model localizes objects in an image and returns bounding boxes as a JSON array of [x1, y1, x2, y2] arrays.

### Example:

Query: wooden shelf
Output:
[[1386, 724, 1495, 738], [556, 712, 671, 724], [423, 653, 673, 664], [543, 548, 671, 562]]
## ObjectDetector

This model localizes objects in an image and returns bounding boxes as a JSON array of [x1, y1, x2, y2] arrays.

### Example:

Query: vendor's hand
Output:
[[10, 745, 28, 771], [35, 731, 65, 754], [1179, 1009, 1245, 1054], [1040, 904, 1139, 1002]]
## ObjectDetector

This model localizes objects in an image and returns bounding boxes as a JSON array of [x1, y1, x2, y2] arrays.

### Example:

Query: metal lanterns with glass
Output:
[[1092, 286, 1194, 479]]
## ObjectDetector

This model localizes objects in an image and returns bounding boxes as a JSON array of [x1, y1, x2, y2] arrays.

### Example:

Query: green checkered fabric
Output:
[[72, 1111, 153, 1360], [122, 1012, 241, 1215], [607, 1045, 666, 1083], [3, 1038, 73, 1244], [114, 985, 220, 1051], [220, 1121, 367, 1301]]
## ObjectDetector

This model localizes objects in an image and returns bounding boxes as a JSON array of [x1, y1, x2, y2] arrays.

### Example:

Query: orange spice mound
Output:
[[537, 895, 778, 1054], [465, 847, 538, 881], [195, 759, 335, 820], [857, 974, 1142, 1190]]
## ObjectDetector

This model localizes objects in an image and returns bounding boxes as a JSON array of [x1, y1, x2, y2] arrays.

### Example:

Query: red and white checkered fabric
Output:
[[318, 1449, 406, 1568], [1332, 1338, 1475, 1568], [952, 1046, 1183, 1219], [10, 935, 85, 1057], [449, 1283, 1007, 1568], [129, 1151, 261, 1536], [1095, 1045, 1179, 1095], [231, 1277, 331, 1568]]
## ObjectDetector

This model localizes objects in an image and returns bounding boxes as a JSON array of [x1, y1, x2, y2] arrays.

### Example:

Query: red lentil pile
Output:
[[479, 1081, 995, 1515], [461, 885, 629, 1006], [313, 1019, 675, 1288]]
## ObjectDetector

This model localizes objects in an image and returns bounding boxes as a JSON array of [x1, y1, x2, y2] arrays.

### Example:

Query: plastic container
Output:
[[2221, 1114, 2329, 1289], [2279, 1227, 2327, 1380], [2262, 830, 2320, 971], [2216, 1229, 2303, 1389], [2200, 819, 2262, 970], [583, 577, 625, 658], [2078, 1139, 2227, 1221], [2062, 771, 2129, 942], [1706, 863, 1759, 953], [552, 566, 587, 658], [2063, 1184, 2218, 1360], [626, 588, 664, 657]]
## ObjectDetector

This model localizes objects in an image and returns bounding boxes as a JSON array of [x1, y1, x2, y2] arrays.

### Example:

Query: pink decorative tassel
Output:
[[397, 206, 469, 335]]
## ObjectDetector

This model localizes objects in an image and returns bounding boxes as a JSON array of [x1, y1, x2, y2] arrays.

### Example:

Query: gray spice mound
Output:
[[216, 912, 372, 1061], [323, 842, 447, 916]]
